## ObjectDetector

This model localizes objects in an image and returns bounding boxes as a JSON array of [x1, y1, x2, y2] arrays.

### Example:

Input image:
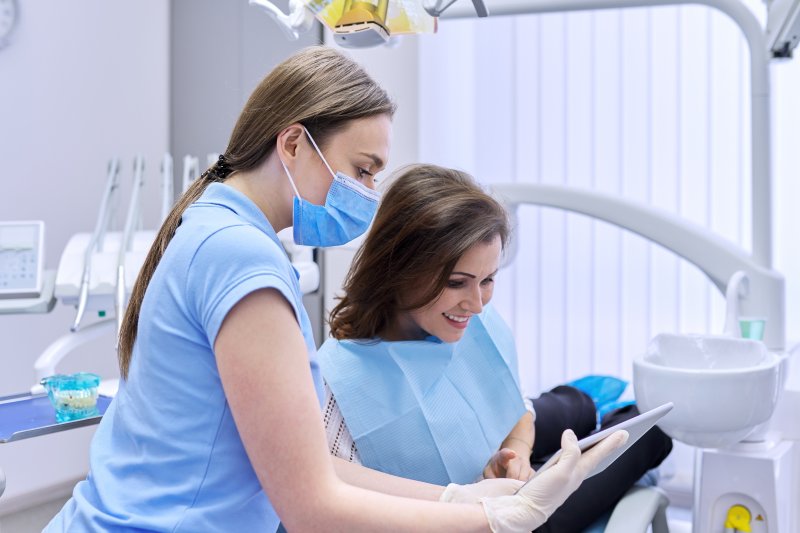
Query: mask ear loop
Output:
[[279, 158, 302, 199], [302, 125, 336, 178]]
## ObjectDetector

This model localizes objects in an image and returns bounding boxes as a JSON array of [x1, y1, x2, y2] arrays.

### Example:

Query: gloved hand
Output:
[[483, 448, 535, 482], [439, 478, 526, 504], [479, 429, 629, 533]]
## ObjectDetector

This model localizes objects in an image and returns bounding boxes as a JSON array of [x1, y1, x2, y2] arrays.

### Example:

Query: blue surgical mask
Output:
[[280, 126, 380, 247]]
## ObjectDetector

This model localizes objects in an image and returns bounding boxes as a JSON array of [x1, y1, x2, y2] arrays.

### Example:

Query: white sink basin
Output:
[[633, 334, 785, 448]]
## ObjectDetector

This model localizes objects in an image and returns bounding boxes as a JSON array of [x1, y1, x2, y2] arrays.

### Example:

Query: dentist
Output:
[[46, 46, 626, 533]]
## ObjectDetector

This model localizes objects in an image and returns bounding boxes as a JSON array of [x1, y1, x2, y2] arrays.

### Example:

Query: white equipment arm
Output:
[[248, 0, 315, 40], [33, 319, 116, 386], [424, 0, 489, 17], [492, 183, 785, 351]]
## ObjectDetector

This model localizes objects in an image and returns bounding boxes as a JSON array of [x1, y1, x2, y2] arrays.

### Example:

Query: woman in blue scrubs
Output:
[[46, 46, 627, 533], [320, 164, 672, 533]]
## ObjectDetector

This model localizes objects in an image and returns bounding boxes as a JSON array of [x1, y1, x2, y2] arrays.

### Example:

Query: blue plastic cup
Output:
[[739, 317, 766, 341]]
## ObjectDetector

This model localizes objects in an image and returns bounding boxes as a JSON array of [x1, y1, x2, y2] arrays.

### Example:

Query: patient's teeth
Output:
[[443, 313, 469, 323]]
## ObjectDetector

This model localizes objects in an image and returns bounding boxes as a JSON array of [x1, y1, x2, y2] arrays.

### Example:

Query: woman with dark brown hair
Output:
[[45, 48, 626, 533], [320, 164, 673, 533]]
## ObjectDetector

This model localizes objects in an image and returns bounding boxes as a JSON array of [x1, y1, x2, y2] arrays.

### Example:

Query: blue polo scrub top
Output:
[[46, 183, 324, 533]]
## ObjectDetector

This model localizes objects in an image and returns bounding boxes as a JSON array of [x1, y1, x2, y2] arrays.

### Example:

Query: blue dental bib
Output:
[[318, 305, 527, 485]]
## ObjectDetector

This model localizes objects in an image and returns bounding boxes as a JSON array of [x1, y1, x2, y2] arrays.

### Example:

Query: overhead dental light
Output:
[[331, 0, 391, 47], [250, 0, 488, 48]]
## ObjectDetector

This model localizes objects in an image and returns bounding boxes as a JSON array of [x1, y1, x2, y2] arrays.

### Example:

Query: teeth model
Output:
[[55, 391, 97, 410]]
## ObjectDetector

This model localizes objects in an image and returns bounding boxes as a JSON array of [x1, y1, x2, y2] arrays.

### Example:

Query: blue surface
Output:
[[0, 394, 112, 443]]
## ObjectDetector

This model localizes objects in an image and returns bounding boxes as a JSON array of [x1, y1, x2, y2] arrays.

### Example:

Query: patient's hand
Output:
[[484, 448, 534, 481]]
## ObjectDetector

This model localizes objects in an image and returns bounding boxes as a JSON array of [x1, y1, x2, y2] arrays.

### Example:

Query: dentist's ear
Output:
[[275, 124, 306, 164]]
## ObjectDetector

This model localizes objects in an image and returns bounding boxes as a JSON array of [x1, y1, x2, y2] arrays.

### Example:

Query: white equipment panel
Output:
[[0, 221, 44, 299]]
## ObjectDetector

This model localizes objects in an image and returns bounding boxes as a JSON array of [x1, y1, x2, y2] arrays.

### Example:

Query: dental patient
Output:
[[318, 164, 673, 533]]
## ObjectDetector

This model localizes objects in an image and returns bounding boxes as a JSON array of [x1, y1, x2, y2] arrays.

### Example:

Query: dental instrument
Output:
[[116, 156, 145, 335], [70, 158, 120, 332]]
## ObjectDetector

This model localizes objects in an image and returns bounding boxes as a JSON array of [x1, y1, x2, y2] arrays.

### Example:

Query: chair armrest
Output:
[[603, 486, 670, 533]]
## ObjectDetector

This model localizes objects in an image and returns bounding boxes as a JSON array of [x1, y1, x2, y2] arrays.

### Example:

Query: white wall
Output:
[[170, 0, 321, 174], [0, 0, 169, 524]]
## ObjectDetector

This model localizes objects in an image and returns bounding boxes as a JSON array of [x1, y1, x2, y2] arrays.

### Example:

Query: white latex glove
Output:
[[439, 478, 526, 504], [480, 429, 629, 533]]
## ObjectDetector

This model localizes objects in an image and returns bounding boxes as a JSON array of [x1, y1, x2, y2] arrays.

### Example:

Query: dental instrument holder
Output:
[[0, 390, 113, 443], [71, 158, 121, 332]]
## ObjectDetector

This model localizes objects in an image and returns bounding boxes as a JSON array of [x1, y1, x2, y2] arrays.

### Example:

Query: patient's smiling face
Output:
[[394, 234, 502, 343]]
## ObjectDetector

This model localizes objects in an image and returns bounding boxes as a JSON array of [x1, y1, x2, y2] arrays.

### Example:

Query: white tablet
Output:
[[515, 402, 673, 493]]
